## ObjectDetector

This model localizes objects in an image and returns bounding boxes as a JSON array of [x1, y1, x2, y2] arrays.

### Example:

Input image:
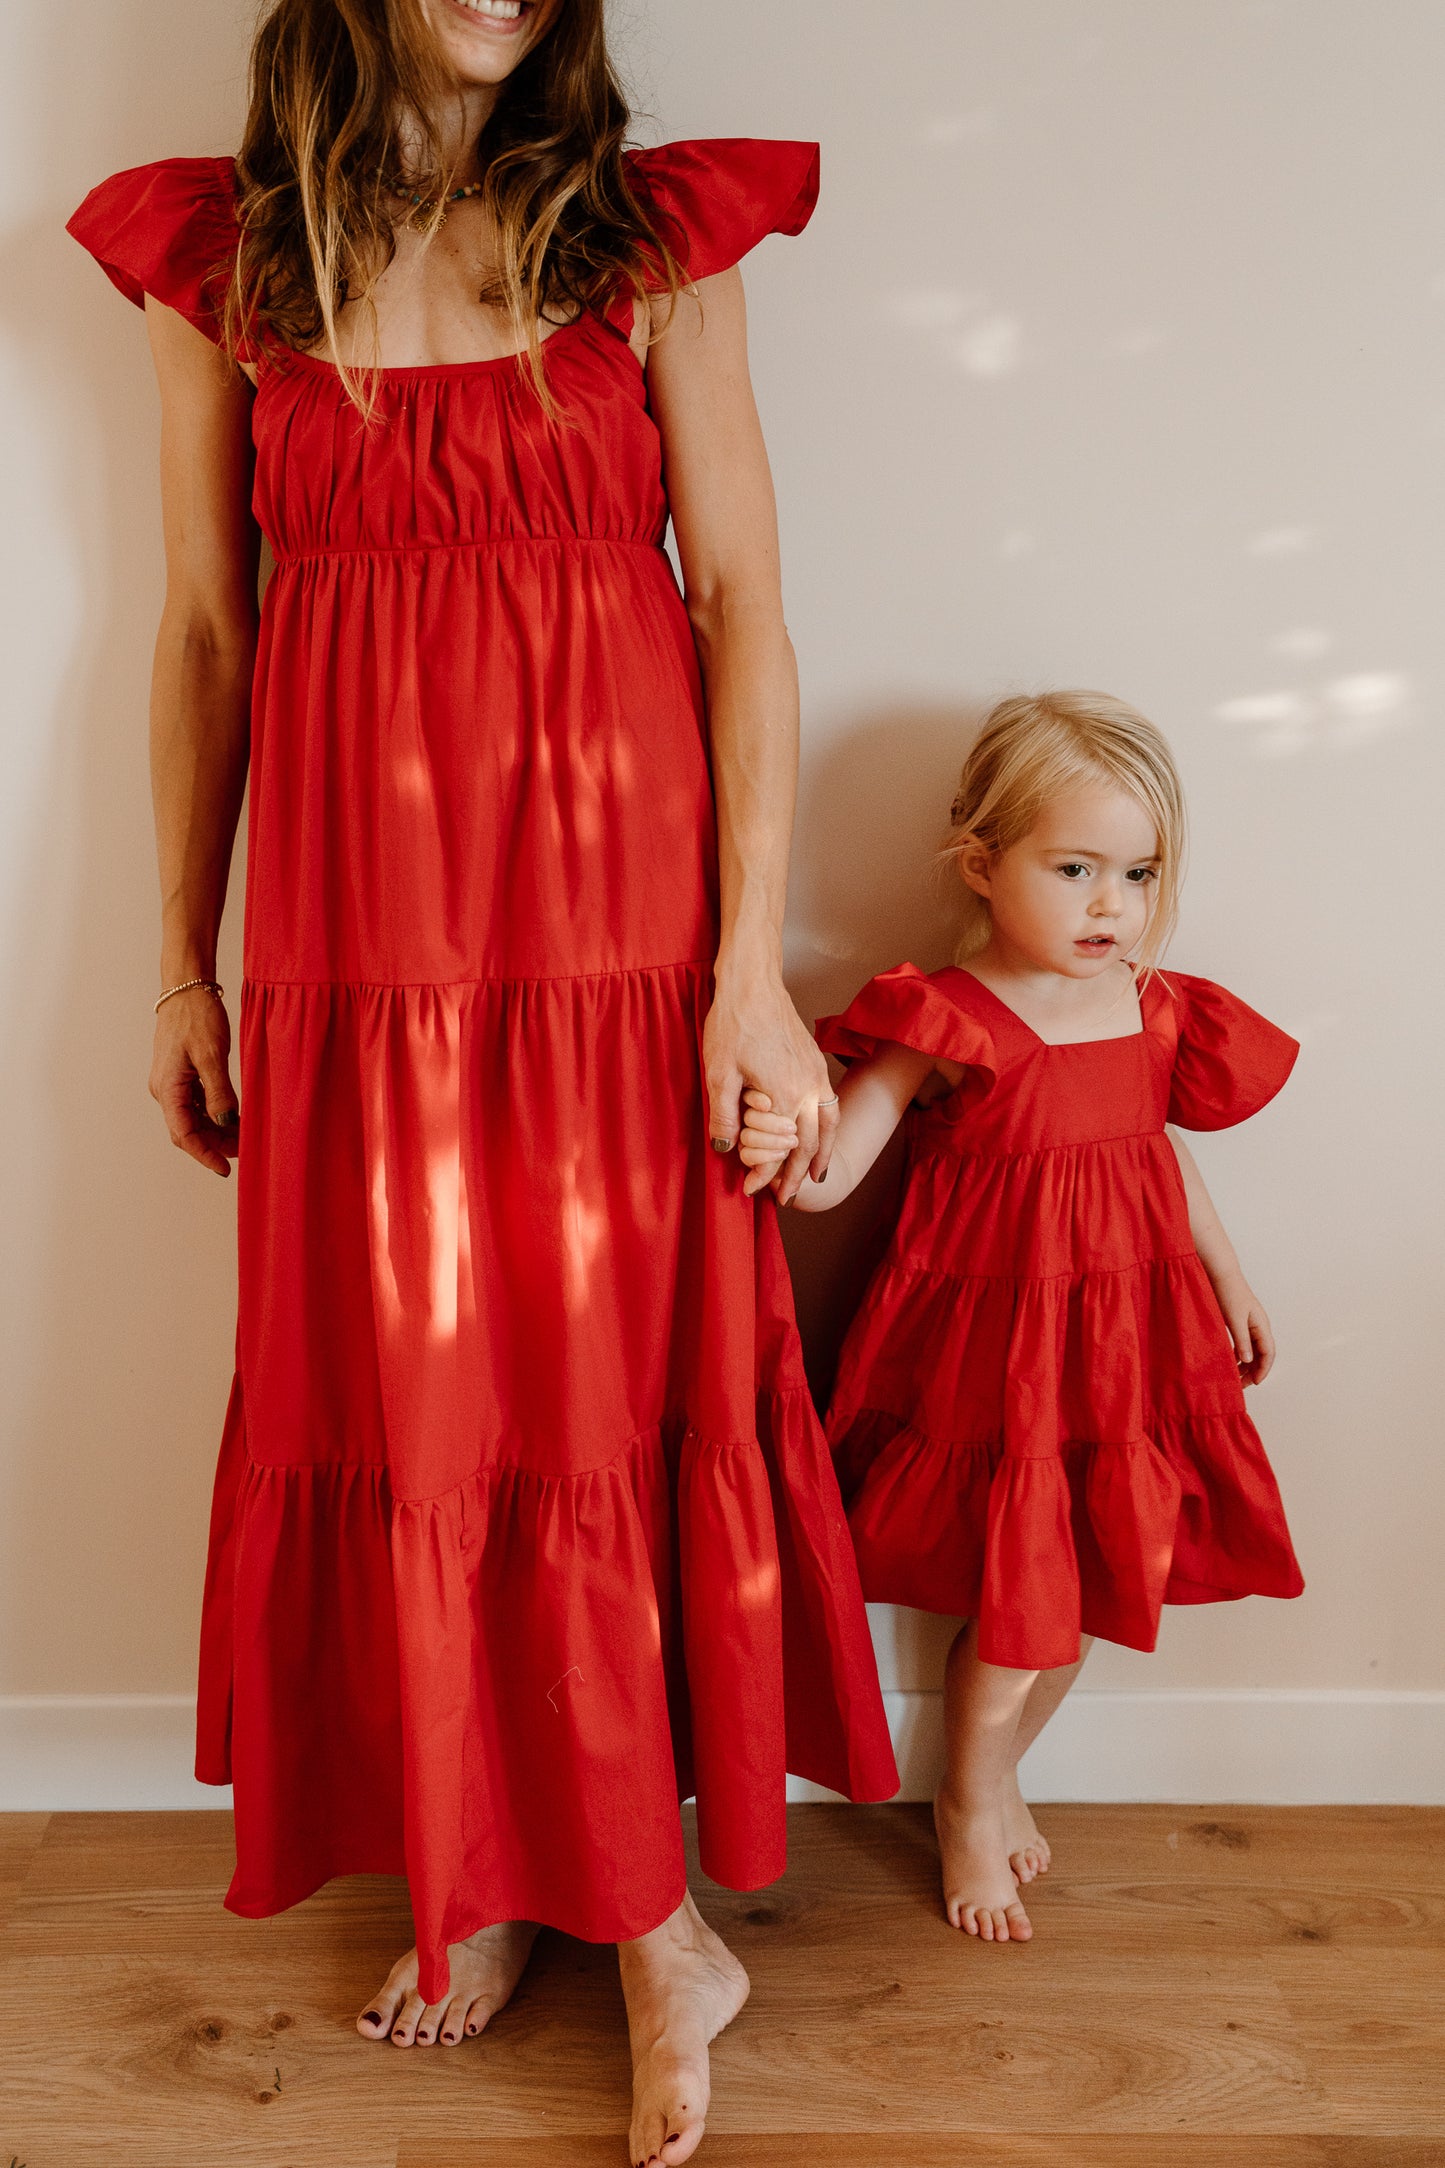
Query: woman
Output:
[[68, 1, 896, 2161]]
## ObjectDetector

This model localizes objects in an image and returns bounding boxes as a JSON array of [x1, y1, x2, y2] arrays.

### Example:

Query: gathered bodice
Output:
[[253, 316, 669, 562]]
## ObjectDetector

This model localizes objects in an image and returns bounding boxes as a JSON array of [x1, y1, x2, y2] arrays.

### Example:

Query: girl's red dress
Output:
[[816, 963, 1305, 1670], [66, 139, 897, 2003]]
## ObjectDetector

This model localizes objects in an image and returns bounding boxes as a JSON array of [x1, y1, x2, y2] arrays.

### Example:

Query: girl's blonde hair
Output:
[[940, 690, 1187, 981]]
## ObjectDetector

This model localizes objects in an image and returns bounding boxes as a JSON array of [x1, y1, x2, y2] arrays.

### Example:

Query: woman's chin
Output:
[[431, 0, 546, 81]]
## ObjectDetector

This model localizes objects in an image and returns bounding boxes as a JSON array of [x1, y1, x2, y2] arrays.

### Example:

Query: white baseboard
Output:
[[0, 1696, 230, 1811], [789, 1686, 1445, 1805], [3, 1690, 1442, 1813]]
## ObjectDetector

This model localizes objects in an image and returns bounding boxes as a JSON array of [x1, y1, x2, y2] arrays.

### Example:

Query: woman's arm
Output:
[[143, 297, 260, 1176], [1168, 1128, 1276, 1384], [739, 1043, 940, 1209], [644, 267, 833, 1203]]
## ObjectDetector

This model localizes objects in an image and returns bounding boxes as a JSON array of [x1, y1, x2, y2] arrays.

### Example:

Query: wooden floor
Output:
[[1, 1804, 1441, 2166]]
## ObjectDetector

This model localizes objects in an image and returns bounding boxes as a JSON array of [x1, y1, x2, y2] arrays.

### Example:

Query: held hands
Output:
[[1209, 1268, 1276, 1385], [702, 964, 837, 1204], [738, 1089, 805, 1198], [150, 987, 240, 1177]]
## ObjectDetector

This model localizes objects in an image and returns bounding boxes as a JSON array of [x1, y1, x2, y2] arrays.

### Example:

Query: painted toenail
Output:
[[362, 2011, 381, 2024]]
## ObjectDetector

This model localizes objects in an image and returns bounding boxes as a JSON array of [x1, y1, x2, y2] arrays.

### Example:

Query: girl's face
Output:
[[423, 0, 562, 89], [963, 781, 1161, 977]]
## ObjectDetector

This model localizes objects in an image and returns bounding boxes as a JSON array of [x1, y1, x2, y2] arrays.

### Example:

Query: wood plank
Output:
[[1267, 1951, 1445, 2136], [738, 1802, 1445, 1898], [403, 2143, 1442, 2168], [0, 1811, 49, 1930]]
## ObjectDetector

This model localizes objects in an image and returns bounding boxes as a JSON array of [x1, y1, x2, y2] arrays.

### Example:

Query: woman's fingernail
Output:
[[711, 1137, 733, 1152], [817, 1167, 827, 1181]]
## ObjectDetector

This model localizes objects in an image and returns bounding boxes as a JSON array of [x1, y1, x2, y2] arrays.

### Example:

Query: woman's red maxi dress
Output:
[[816, 963, 1305, 1671], [67, 138, 898, 2002]]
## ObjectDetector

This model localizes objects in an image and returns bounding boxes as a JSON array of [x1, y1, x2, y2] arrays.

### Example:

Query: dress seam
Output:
[[241, 958, 712, 991], [909, 1127, 1171, 1164], [838, 1409, 1193, 1456], [273, 534, 667, 563], [239, 1383, 818, 1506], [874, 1247, 1201, 1290]]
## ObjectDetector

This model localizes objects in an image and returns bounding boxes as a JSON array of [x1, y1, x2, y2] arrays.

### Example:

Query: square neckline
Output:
[[277, 309, 612, 381], [949, 964, 1157, 1049]]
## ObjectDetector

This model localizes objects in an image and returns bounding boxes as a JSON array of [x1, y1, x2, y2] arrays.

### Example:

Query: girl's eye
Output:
[[1126, 866, 1159, 884], [1057, 862, 1090, 879]]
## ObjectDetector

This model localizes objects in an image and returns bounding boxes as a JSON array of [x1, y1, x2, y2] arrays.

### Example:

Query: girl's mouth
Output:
[[1076, 936, 1115, 950]]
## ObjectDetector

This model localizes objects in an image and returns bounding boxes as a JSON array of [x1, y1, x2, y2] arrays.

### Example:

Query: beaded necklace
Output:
[[382, 176, 485, 226]]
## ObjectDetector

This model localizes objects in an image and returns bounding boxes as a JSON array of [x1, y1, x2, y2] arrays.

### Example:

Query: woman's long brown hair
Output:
[[219, 0, 687, 417]]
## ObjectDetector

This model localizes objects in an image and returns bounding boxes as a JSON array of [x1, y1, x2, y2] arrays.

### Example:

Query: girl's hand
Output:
[[703, 964, 837, 1203], [149, 988, 240, 1177], [1210, 1269, 1276, 1385], [738, 1089, 799, 1197]]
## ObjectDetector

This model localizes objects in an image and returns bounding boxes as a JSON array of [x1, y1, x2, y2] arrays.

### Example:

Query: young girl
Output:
[[741, 690, 1304, 1944]]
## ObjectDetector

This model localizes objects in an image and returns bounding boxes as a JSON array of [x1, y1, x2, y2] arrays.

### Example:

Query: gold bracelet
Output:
[[155, 977, 224, 1013]]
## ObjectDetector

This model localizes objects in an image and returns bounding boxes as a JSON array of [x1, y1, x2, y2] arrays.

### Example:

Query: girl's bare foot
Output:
[[356, 1919, 540, 2046], [1001, 1769, 1051, 1883], [618, 1891, 750, 2167], [934, 1787, 1033, 1942]]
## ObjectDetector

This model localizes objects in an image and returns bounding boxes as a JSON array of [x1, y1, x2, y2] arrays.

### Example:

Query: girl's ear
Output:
[[955, 836, 995, 901]]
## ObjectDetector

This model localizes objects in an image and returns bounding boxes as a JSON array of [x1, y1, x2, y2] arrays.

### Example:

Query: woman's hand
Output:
[[1209, 1269, 1276, 1386], [703, 963, 837, 1204], [150, 988, 240, 1177]]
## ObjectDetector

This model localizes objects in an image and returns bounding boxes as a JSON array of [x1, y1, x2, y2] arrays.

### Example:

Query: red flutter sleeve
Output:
[[815, 964, 996, 1081], [605, 137, 819, 332], [1162, 972, 1300, 1130], [66, 156, 242, 350]]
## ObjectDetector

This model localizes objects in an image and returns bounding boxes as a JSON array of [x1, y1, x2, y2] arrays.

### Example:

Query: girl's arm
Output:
[[739, 1042, 940, 1209], [1168, 1128, 1276, 1384], [143, 297, 260, 1176], [645, 268, 835, 1203]]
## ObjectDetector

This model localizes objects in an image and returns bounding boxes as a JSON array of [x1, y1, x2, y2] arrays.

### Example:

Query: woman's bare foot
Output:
[[356, 1919, 540, 2047], [618, 1891, 750, 2167], [1001, 1770, 1051, 1883], [934, 1787, 1033, 1942]]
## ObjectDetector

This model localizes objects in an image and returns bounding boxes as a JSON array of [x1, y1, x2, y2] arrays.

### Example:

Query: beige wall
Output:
[[4, 5, 1442, 1769]]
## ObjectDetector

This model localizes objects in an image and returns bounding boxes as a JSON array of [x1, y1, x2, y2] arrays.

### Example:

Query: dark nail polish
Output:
[[710, 1136, 733, 1153], [362, 2011, 381, 2024], [817, 1165, 827, 1181]]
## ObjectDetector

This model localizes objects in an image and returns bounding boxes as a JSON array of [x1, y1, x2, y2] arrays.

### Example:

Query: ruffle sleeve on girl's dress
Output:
[[1161, 971, 1300, 1130], [815, 963, 997, 1082]]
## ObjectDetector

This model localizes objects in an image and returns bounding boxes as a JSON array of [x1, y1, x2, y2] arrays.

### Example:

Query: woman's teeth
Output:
[[457, 0, 524, 18]]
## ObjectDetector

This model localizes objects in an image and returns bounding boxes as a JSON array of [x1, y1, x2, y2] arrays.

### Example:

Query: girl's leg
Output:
[[935, 1620, 1038, 1940], [1002, 1636, 1094, 1882]]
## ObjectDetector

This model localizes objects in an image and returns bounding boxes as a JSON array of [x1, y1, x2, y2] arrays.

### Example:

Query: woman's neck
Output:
[[396, 85, 499, 185]]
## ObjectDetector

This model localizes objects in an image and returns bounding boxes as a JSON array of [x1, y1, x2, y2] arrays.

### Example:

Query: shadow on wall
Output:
[[0, 7, 250, 1691], [780, 700, 988, 1406]]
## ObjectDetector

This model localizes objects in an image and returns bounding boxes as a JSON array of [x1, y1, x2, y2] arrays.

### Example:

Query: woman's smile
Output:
[[442, 0, 535, 34]]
